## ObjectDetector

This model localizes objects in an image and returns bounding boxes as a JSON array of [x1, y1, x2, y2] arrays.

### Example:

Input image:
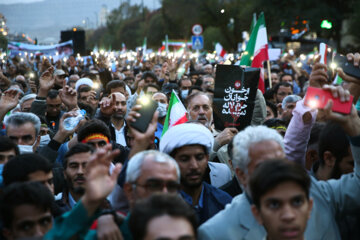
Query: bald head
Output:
[[152, 92, 168, 105]]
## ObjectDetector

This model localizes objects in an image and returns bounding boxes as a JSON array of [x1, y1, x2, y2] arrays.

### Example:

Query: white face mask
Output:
[[181, 90, 189, 99], [18, 139, 37, 154], [39, 134, 51, 148], [157, 102, 168, 118]]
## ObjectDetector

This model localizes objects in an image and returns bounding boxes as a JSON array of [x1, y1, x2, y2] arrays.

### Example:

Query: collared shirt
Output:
[[68, 192, 77, 209], [155, 122, 164, 140], [180, 185, 205, 209], [113, 122, 127, 147]]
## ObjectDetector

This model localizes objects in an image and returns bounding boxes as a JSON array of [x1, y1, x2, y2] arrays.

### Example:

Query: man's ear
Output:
[[323, 151, 335, 168], [251, 205, 263, 225], [235, 168, 247, 189]]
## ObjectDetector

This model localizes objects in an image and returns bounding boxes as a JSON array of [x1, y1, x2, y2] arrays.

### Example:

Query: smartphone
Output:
[[304, 86, 353, 114], [333, 54, 360, 79], [130, 96, 158, 133]]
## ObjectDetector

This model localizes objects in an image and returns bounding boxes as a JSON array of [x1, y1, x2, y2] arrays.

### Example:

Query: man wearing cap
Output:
[[160, 123, 232, 224], [281, 94, 302, 126], [54, 69, 67, 90]]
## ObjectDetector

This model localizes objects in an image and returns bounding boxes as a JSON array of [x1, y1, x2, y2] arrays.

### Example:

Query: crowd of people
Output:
[[0, 49, 359, 240]]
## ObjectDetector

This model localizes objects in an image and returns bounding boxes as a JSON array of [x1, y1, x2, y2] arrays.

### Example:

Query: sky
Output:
[[1, 0, 161, 43], [1, 0, 43, 4], [1, 0, 160, 8]]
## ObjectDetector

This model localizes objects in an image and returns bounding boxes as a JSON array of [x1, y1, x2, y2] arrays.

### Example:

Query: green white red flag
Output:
[[161, 90, 188, 136], [240, 12, 269, 93]]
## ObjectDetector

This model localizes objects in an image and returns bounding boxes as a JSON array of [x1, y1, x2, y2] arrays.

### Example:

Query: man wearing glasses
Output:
[[119, 150, 181, 239]]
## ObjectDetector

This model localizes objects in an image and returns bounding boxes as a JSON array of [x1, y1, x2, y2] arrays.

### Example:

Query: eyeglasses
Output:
[[132, 179, 180, 193]]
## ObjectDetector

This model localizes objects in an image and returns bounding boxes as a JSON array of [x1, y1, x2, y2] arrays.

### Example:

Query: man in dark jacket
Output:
[[160, 122, 232, 224]]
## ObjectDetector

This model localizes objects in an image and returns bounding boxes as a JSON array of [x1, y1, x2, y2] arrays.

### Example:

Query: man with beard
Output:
[[185, 91, 238, 154], [160, 123, 232, 224], [57, 143, 94, 211], [97, 92, 128, 147]]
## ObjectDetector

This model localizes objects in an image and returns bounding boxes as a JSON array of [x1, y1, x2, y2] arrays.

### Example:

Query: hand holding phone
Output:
[[129, 96, 158, 133], [304, 86, 353, 114]]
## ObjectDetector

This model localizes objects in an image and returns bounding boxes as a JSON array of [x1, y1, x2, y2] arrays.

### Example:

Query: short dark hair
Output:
[[124, 76, 134, 82], [273, 82, 293, 94], [77, 119, 111, 143], [318, 122, 350, 168], [0, 136, 20, 155], [280, 73, 294, 82], [47, 89, 59, 99], [188, 86, 203, 96], [129, 194, 197, 240], [144, 83, 160, 94], [2, 154, 52, 186], [0, 182, 54, 229], [178, 78, 192, 87], [106, 80, 126, 94], [250, 160, 311, 208], [142, 71, 158, 82], [266, 100, 278, 118], [77, 85, 92, 96], [63, 143, 94, 169]]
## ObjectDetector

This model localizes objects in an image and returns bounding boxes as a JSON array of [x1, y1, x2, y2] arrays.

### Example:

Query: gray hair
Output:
[[19, 93, 37, 106], [126, 150, 180, 183], [282, 95, 302, 110], [5, 112, 41, 137], [232, 125, 284, 173]]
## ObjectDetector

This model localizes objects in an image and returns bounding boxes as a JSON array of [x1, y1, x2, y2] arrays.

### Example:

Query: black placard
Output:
[[213, 65, 260, 131]]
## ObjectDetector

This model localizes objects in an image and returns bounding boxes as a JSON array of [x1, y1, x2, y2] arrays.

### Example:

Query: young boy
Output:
[[250, 160, 313, 240]]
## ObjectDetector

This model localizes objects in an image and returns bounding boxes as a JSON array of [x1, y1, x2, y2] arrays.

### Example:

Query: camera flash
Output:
[[139, 96, 150, 106], [330, 62, 337, 70], [307, 99, 318, 109], [93, 82, 100, 89]]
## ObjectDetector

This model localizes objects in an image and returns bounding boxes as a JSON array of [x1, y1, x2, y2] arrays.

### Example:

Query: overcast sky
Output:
[[1, 0, 160, 8], [1, 0, 43, 4]]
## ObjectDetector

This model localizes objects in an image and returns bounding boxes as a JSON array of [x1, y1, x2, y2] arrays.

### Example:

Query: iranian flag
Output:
[[215, 43, 227, 58], [240, 12, 269, 93], [161, 90, 188, 136]]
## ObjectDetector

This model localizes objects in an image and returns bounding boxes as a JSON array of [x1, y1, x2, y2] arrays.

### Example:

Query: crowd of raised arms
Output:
[[0, 50, 360, 240]]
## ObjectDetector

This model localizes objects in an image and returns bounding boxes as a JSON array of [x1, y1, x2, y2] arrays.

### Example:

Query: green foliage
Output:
[[0, 34, 7, 50], [86, 0, 359, 52]]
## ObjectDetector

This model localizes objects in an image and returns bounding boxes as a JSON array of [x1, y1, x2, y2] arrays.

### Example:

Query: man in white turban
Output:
[[160, 123, 232, 224]]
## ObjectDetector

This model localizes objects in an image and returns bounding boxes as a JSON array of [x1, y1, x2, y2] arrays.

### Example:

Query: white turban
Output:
[[75, 78, 93, 91], [160, 123, 214, 155]]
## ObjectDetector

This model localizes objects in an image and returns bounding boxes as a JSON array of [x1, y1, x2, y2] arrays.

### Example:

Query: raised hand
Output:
[[82, 144, 121, 216], [100, 94, 116, 117], [214, 128, 239, 149], [52, 110, 79, 143], [59, 80, 78, 110], [38, 66, 55, 97], [319, 84, 360, 137], [0, 89, 21, 122], [126, 104, 159, 158], [336, 53, 360, 84], [309, 56, 329, 88], [0, 89, 20, 112]]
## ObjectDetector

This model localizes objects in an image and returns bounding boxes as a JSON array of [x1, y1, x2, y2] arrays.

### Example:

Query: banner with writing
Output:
[[213, 64, 260, 131]]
